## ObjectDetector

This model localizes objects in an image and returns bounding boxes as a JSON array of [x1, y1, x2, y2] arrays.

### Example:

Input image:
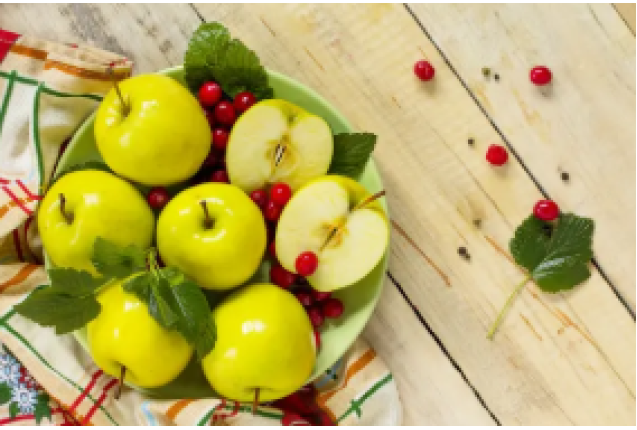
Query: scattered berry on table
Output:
[[210, 170, 229, 183], [212, 128, 229, 151], [414, 60, 435, 81], [214, 101, 236, 126], [250, 189, 268, 209], [270, 182, 292, 206], [270, 263, 296, 289], [233, 91, 257, 114], [486, 144, 508, 166], [533, 199, 559, 221], [311, 290, 331, 302], [198, 81, 222, 107], [321, 297, 343, 319], [295, 291, 314, 307], [296, 251, 318, 277], [264, 200, 282, 222], [314, 330, 321, 350], [307, 306, 324, 328], [530, 66, 552, 86], [268, 240, 277, 258], [147, 187, 170, 209]]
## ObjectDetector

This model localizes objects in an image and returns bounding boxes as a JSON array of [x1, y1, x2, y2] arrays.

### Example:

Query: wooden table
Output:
[[1, 4, 634, 425]]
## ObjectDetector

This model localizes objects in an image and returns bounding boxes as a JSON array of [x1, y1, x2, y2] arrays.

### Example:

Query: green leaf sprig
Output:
[[487, 213, 595, 339], [14, 238, 216, 359], [328, 133, 377, 179], [184, 22, 273, 100]]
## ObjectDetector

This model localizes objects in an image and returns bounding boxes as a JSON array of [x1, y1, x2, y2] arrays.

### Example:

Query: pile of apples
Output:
[[37, 73, 389, 403]]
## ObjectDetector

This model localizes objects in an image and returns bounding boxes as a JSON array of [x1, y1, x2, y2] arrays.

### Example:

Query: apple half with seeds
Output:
[[275, 175, 389, 292], [226, 99, 333, 193]]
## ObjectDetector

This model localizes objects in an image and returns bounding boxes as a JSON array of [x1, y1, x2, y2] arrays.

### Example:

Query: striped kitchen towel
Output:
[[0, 30, 402, 425]]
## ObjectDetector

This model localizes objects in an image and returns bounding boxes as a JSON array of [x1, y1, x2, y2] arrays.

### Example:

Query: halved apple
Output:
[[226, 99, 333, 193], [275, 175, 389, 292]]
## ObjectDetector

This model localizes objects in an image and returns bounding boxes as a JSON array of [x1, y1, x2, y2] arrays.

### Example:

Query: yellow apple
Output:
[[156, 183, 266, 290], [226, 99, 333, 193], [202, 283, 316, 402], [38, 170, 154, 275], [87, 278, 193, 388], [275, 175, 389, 292], [95, 74, 211, 186]]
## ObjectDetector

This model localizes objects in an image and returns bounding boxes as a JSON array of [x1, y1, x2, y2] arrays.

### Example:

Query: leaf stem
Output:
[[487, 275, 531, 340]]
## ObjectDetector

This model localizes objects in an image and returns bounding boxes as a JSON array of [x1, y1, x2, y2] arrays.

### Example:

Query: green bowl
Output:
[[49, 66, 389, 399]]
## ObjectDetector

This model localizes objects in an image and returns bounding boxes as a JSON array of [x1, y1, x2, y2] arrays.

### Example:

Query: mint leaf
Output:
[[91, 237, 147, 280], [14, 268, 104, 334], [328, 133, 377, 179], [9, 402, 18, 418], [0, 383, 11, 404], [34, 394, 51, 424], [510, 213, 594, 292], [184, 22, 273, 100]]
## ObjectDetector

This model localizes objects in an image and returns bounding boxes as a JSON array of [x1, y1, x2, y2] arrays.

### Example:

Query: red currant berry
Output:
[[250, 189, 268, 209], [533, 199, 560, 221], [282, 412, 310, 427], [264, 200, 282, 222], [203, 149, 222, 167], [268, 241, 277, 258], [270, 264, 296, 289], [210, 170, 229, 183], [321, 298, 344, 318], [311, 290, 331, 302], [414, 60, 435, 81], [147, 187, 170, 209], [205, 111, 215, 128], [198, 82, 222, 107], [486, 144, 508, 166], [212, 128, 229, 151], [270, 182, 292, 207], [295, 291, 314, 307], [314, 330, 321, 350], [233, 91, 257, 114], [530, 66, 552, 86], [296, 251, 318, 277], [214, 101, 236, 126], [307, 306, 324, 328]]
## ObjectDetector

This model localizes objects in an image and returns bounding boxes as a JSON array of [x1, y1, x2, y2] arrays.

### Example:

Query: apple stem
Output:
[[252, 388, 260, 415], [58, 193, 73, 224], [200, 200, 214, 229], [107, 67, 130, 117], [353, 190, 386, 211], [114, 366, 125, 400]]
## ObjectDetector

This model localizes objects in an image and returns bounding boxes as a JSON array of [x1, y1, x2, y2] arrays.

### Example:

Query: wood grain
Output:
[[0, 3, 501, 425], [614, 3, 636, 34], [190, 4, 636, 424], [409, 3, 637, 310]]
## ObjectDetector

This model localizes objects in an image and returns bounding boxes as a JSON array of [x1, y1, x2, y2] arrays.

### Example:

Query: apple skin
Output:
[[156, 183, 267, 290], [95, 74, 211, 186], [202, 283, 316, 402], [87, 277, 193, 388], [38, 170, 155, 275]]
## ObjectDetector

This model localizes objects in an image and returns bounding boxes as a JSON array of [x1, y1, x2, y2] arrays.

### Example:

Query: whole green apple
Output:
[[156, 183, 266, 290], [94, 74, 211, 186], [38, 170, 154, 274], [202, 283, 316, 402], [87, 277, 193, 388]]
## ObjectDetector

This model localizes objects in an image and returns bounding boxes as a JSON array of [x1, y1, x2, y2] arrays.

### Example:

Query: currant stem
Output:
[[252, 387, 260, 415], [114, 366, 126, 400], [58, 193, 73, 224], [487, 275, 531, 340], [107, 67, 130, 117], [200, 200, 213, 229]]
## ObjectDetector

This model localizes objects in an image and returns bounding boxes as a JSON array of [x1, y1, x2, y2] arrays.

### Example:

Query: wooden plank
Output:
[[0, 4, 498, 425], [191, 4, 636, 424], [408, 3, 637, 311], [614, 3, 636, 34]]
